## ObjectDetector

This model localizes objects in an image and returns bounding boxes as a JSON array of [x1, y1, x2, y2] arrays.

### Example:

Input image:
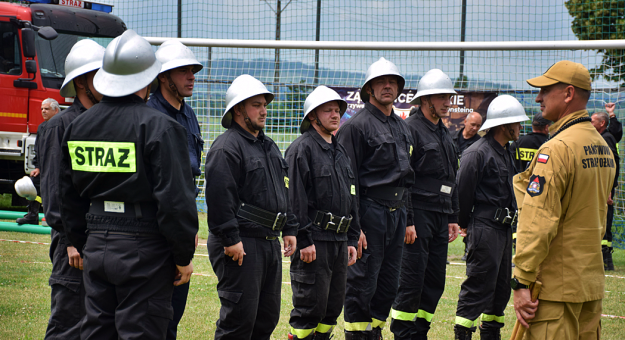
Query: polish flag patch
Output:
[[537, 154, 549, 164]]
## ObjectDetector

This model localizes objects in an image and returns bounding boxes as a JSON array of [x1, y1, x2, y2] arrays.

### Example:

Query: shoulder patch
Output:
[[527, 175, 545, 197], [536, 154, 549, 164]]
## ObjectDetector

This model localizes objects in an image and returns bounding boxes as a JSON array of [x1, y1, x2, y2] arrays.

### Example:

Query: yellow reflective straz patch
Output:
[[351, 185, 356, 195], [68, 141, 136, 173], [284, 176, 289, 188]]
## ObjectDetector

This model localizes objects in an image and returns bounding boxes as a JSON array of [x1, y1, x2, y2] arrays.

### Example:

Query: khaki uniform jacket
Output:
[[513, 109, 615, 303]]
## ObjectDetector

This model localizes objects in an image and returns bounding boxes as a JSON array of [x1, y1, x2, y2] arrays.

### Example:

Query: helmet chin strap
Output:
[[239, 106, 261, 132], [165, 72, 183, 104], [144, 86, 151, 103], [423, 97, 437, 119], [315, 117, 333, 135], [81, 75, 100, 105]]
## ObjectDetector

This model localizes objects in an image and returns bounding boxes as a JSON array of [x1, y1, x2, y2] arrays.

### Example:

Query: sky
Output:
[[93, 0, 617, 100]]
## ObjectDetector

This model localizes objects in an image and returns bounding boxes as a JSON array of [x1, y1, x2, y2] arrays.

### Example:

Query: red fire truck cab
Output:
[[0, 0, 125, 204]]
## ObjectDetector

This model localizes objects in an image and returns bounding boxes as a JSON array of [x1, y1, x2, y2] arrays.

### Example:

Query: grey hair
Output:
[[593, 111, 609, 127], [42, 98, 60, 112]]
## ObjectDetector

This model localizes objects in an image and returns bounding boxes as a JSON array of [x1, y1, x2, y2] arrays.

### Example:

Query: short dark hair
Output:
[[532, 112, 551, 127]]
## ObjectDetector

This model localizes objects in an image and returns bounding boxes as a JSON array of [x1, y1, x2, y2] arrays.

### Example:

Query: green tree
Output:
[[565, 0, 625, 84]]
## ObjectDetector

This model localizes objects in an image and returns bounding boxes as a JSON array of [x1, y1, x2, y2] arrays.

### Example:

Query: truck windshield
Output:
[[35, 34, 112, 81]]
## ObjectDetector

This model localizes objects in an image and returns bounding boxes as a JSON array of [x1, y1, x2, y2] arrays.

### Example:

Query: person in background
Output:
[[147, 39, 204, 339], [16, 98, 59, 225], [591, 109, 619, 271], [39, 40, 105, 340]]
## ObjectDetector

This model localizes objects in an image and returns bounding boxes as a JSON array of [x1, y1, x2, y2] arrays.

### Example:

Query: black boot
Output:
[[289, 332, 315, 340], [16, 200, 40, 225], [313, 331, 333, 340], [606, 247, 615, 271], [412, 332, 427, 340], [453, 325, 474, 340], [602, 246, 610, 271], [369, 327, 382, 340], [345, 331, 368, 340], [479, 327, 501, 340]]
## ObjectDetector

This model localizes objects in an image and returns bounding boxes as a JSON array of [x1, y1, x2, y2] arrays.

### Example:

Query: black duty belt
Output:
[[237, 202, 286, 231], [472, 205, 517, 226], [360, 186, 405, 201], [89, 200, 158, 219], [312, 210, 352, 233], [412, 178, 455, 197]]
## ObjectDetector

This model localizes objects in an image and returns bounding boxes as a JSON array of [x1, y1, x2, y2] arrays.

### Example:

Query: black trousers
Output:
[[344, 199, 406, 332], [604, 204, 614, 244], [81, 232, 175, 340], [391, 209, 448, 338], [455, 219, 512, 329], [289, 240, 348, 338], [208, 234, 282, 340], [44, 229, 84, 340], [166, 281, 190, 340]]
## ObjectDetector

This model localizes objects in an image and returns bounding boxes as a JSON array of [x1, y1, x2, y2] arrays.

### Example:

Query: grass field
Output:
[[0, 212, 624, 339]]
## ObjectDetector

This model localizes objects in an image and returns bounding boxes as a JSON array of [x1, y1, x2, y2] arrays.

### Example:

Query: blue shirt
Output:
[[147, 88, 204, 180]]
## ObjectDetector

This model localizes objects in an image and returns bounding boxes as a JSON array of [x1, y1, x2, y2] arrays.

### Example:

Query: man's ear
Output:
[[563, 85, 575, 104]]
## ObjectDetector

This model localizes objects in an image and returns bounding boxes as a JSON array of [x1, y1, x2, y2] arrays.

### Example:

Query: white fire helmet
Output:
[[94, 30, 162, 98], [479, 95, 530, 132], [411, 69, 457, 105], [361, 57, 405, 103], [60, 39, 106, 97], [222, 74, 274, 128], [156, 40, 203, 74], [301, 86, 347, 134], [14, 176, 37, 201]]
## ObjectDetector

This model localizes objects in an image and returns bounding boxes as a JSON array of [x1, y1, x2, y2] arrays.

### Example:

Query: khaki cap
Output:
[[526, 60, 591, 91]]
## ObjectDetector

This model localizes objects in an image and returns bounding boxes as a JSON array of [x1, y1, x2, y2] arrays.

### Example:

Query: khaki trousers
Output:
[[524, 299, 602, 340]]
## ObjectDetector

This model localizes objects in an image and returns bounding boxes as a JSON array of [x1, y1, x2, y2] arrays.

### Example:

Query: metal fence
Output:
[[101, 0, 625, 248]]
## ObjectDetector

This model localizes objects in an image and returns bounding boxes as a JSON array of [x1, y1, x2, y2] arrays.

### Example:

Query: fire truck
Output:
[[0, 0, 125, 205]]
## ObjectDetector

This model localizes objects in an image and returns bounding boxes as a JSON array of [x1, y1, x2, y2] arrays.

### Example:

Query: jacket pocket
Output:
[[243, 157, 267, 201], [367, 133, 396, 169], [312, 164, 333, 202], [416, 142, 444, 174]]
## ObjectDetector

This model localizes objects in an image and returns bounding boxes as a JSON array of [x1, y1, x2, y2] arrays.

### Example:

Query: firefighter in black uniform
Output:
[[509, 112, 550, 252], [453, 95, 529, 340], [286, 86, 359, 340], [591, 108, 620, 271], [204, 74, 298, 340], [337, 57, 415, 340], [147, 39, 204, 340], [510, 112, 550, 172], [38, 39, 105, 340], [59, 30, 198, 339], [390, 69, 460, 340]]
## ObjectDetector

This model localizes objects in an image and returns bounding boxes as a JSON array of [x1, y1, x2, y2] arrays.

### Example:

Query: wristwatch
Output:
[[510, 277, 529, 290]]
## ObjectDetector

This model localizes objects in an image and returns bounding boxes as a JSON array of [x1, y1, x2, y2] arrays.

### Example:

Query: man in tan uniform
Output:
[[512, 60, 615, 340]]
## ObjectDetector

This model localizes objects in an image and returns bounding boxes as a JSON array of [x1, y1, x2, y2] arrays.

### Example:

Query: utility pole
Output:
[[177, 0, 182, 38], [457, 0, 467, 88], [264, 0, 293, 93], [313, 0, 321, 85]]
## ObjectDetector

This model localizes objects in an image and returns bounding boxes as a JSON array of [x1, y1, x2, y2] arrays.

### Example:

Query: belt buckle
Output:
[[337, 216, 346, 233], [501, 208, 513, 225], [389, 207, 397, 212], [265, 236, 277, 240], [324, 212, 335, 230], [272, 212, 285, 231]]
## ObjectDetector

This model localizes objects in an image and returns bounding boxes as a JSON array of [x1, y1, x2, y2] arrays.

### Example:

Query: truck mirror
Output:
[[37, 26, 58, 41], [21, 28, 36, 58], [25, 60, 37, 75]]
